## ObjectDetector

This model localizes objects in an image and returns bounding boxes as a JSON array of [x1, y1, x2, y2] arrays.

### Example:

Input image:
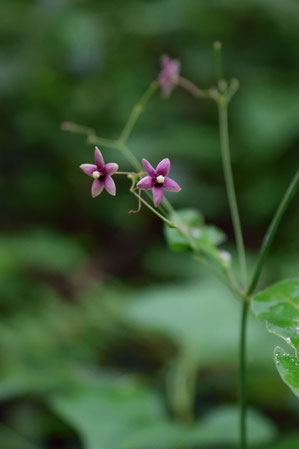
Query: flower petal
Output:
[[137, 176, 153, 190], [142, 158, 156, 177], [94, 147, 105, 169], [91, 179, 105, 198], [80, 164, 97, 177], [104, 163, 119, 176], [163, 177, 181, 192], [156, 158, 170, 176], [152, 186, 164, 207], [104, 175, 116, 196]]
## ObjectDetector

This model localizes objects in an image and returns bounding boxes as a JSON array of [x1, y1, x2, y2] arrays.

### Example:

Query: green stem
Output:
[[247, 167, 299, 297], [61, 121, 95, 136], [177, 76, 212, 99], [88, 135, 120, 150], [114, 171, 144, 176], [117, 142, 142, 172], [240, 300, 249, 449], [218, 100, 247, 288], [213, 43, 248, 449], [119, 81, 159, 143], [214, 41, 223, 83], [131, 189, 175, 227]]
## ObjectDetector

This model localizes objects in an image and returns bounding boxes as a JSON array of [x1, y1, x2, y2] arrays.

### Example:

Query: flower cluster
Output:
[[80, 148, 181, 207], [78, 55, 182, 212]]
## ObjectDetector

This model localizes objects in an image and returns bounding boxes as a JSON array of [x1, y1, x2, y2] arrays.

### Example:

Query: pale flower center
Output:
[[156, 175, 165, 184], [92, 170, 101, 179]]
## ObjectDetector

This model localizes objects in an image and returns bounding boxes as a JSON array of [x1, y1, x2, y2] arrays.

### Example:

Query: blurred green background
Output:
[[0, 0, 299, 448]]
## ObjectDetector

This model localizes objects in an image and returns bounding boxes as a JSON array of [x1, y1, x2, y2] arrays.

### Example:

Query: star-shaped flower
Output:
[[137, 158, 181, 207], [158, 55, 180, 97], [80, 147, 119, 198]]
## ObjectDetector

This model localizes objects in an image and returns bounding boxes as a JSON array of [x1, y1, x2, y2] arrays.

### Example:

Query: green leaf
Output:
[[164, 208, 204, 251], [50, 376, 166, 449], [164, 208, 228, 268], [49, 375, 275, 449], [126, 279, 280, 366], [191, 405, 276, 447], [274, 347, 299, 398], [251, 278, 299, 354]]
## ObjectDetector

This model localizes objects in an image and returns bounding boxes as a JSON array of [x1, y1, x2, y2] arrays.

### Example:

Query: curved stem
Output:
[[88, 134, 120, 150], [119, 81, 158, 143], [247, 168, 299, 296], [130, 189, 175, 227], [218, 100, 247, 288], [117, 142, 142, 172], [240, 300, 249, 449], [177, 76, 212, 99]]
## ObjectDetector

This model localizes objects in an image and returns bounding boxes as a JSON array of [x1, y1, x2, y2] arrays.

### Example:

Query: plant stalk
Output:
[[217, 100, 247, 288], [240, 299, 249, 449], [247, 168, 299, 296]]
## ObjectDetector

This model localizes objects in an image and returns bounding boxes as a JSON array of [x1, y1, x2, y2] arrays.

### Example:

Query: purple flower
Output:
[[137, 158, 181, 207], [158, 55, 180, 97], [80, 147, 119, 198]]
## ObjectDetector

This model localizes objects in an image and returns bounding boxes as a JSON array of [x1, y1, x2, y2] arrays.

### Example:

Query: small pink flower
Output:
[[158, 55, 180, 97], [80, 147, 119, 198], [137, 158, 181, 207]]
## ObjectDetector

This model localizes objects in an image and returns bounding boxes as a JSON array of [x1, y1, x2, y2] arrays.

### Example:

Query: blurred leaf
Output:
[[122, 406, 276, 449], [126, 279, 280, 366], [164, 208, 228, 269], [50, 375, 165, 449], [0, 229, 87, 276], [164, 208, 204, 251], [274, 346, 299, 398], [251, 278, 299, 353], [191, 405, 276, 447], [50, 374, 275, 449]]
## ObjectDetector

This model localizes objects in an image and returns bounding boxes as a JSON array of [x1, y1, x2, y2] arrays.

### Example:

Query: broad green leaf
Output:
[[274, 347, 299, 398], [191, 406, 276, 447], [164, 208, 228, 268], [251, 278, 299, 353], [121, 406, 276, 449], [164, 208, 204, 251], [126, 279, 280, 366], [50, 376, 165, 449], [50, 374, 275, 449]]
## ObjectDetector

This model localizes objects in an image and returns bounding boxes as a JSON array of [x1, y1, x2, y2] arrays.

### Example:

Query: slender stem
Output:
[[177, 76, 212, 99], [119, 81, 159, 143], [87, 134, 120, 150], [115, 142, 141, 172], [213, 41, 224, 86], [114, 171, 144, 176], [131, 189, 175, 227], [240, 300, 249, 449], [218, 100, 247, 288], [61, 121, 95, 136], [213, 43, 248, 449], [247, 168, 299, 297]]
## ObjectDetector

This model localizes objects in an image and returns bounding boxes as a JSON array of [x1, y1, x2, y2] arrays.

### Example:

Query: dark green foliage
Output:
[[0, 0, 299, 447]]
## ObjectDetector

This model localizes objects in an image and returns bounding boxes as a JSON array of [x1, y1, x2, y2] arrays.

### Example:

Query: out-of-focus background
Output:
[[0, 0, 298, 448]]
